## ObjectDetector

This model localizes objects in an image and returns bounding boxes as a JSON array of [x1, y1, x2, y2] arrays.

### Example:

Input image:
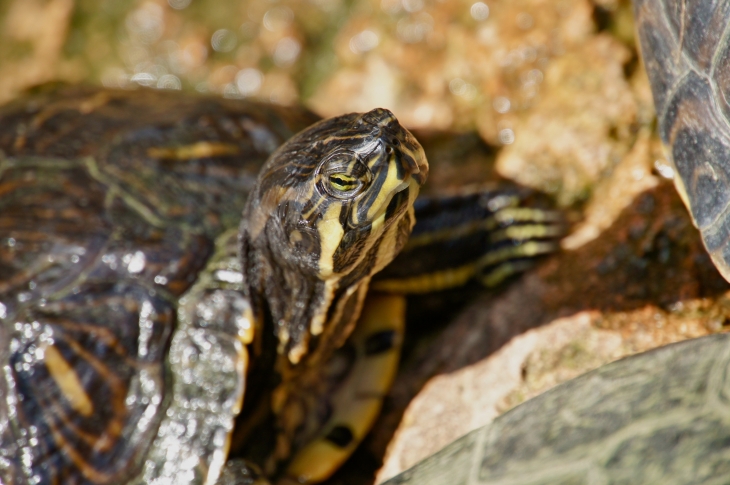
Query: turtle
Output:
[[634, 0, 730, 283], [377, 0, 730, 483], [0, 84, 562, 485]]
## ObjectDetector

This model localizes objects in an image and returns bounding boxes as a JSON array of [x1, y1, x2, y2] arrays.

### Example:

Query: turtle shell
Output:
[[634, 0, 730, 282], [382, 333, 730, 484], [0, 84, 317, 484]]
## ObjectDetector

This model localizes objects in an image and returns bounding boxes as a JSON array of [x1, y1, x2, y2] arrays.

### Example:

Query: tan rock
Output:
[[495, 34, 637, 205], [0, 0, 75, 103], [309, 0, 596, 134], [373, 178, 730, 483]]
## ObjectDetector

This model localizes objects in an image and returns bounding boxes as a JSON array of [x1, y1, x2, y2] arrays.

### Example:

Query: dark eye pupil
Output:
[[329, 174, 358, 190], [320, 154, 371, 198]]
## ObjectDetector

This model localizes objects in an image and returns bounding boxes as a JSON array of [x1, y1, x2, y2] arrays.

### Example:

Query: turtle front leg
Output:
[[372, 187, 565, 294], [142, 228, 252, 484]]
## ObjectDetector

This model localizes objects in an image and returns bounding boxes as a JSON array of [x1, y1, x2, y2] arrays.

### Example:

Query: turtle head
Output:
[[241, 108, 427, 364]]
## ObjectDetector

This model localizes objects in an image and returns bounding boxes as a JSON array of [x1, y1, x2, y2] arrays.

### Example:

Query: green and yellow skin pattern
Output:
[[0, 85, 560, 485]]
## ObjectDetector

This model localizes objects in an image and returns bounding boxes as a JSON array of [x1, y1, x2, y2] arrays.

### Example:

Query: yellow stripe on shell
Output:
[[286, 293, 405, 483], [44, 344, 94, 417], [372, 263, 477, 294], [147, 142, 240, 160], [478, 240, 557, 266]]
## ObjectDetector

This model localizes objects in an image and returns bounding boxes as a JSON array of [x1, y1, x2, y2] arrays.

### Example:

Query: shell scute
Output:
[[637, 0, 730, 281], [9, 282, 174, 485], [0, 86, 316, 484]]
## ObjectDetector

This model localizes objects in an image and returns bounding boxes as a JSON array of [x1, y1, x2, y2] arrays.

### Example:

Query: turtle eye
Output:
[[318, 152, 372, 199]]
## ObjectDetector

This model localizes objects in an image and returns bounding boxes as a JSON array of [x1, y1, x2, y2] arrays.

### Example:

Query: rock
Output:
[[375, 180, 730, 482], [309, 0, 596, 136], [0, 0, 75, 103], [494, 34, 639, 205]]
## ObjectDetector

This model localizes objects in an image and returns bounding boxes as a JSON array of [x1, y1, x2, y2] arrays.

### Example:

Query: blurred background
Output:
[[0, 0, 646, 207]]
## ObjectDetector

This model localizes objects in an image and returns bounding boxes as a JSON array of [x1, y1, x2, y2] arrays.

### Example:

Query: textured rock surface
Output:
[[374, 177, 730, 482], [495, 34, 641, 205]]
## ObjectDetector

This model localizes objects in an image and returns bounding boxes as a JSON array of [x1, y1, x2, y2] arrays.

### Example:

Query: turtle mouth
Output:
[[366, 177, 418, 227], [392, 179, 412, 197]]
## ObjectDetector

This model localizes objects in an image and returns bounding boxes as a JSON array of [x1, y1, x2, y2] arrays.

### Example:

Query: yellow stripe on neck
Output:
[[367, 156, 405, 221], [317, 203, 345, 278]]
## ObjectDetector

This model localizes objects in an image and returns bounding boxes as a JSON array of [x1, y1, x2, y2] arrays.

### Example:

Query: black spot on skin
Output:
[[364, 330, 397, 355], [325, 343, 356, 384], [325, 425, 354, 448]]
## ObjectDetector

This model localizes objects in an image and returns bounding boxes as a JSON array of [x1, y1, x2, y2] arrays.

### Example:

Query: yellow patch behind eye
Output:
[[45, 345, 94, 417], [317, 203, 345, 278], [366, 156, 403, 221]]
